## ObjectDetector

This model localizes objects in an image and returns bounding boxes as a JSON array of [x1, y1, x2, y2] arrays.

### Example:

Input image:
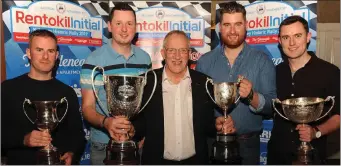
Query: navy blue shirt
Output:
[[196, 43, 276, 134]]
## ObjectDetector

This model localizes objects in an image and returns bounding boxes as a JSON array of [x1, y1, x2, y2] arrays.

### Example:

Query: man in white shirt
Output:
[[114, 30, 235, 164]]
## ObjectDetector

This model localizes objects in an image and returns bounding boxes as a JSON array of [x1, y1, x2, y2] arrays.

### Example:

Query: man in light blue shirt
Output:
[[80, 3, 151, 165], [196, 2, 276, 164]]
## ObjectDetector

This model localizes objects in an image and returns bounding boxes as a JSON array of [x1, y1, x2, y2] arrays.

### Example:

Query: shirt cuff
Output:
[[249, 93, 265, 113]]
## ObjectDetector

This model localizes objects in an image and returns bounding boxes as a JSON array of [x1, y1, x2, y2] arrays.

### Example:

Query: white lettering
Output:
[[58, 55, 85, 67], [23, 54, 30, 67], [272, 58, 283, 66]]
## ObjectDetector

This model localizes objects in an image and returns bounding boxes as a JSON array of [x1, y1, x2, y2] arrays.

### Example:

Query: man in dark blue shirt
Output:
[[196, 2, 276, 164]]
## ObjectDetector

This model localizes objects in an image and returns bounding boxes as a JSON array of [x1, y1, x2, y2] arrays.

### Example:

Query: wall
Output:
[[317, 0, 340, 160]]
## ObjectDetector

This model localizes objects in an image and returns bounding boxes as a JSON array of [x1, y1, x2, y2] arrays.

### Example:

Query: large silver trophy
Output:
[[273, 96, 335, 164], [205, 78, 242, 164], [23, 98, 68, 165], [91, 66, 156, 165]]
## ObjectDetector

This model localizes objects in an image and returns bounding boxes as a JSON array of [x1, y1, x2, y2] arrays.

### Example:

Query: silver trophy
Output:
[[205, 78, 243, 164], [273, 96, 335, 164], [91, 66, 157, 165], [23, 98, 68, 165]]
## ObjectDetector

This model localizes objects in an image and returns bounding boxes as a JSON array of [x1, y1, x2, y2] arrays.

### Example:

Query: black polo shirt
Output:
[[268, 52, 340, 163]]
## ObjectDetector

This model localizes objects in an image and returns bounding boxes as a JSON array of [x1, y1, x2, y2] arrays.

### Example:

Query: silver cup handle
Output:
[[138, 69, 157, 114], [23, 98, 35, 124], [272, 98, 290, 121], [205, 78, 217, 105], [55, 97, 68, 123], [91, 66, 109, 117], [316, 96, 335, 121]]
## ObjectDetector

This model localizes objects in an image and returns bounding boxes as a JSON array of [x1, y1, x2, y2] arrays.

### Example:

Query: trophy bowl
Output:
[[280, 97, 325, 124], [23, 98, 68, 165], [91, 66, 157, 165], [273, 96, 335, 164]]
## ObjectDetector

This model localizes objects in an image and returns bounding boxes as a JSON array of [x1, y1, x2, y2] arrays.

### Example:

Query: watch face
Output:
[[316, 131, 322, 138]]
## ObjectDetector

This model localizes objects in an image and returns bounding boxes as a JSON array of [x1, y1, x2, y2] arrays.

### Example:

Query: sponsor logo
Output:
[[155, 9, 165, 19], [256, 4, 266, 15], [56, 3, 66, 14], [260, 152, 267, 165], [260, 130, 272, 143]]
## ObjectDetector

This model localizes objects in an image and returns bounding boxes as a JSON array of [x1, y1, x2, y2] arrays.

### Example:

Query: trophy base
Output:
[[104, 139, 139, 165], [210, 133, 241, 165], [292, 142, 315, 165], [37, 148, 63, 165]]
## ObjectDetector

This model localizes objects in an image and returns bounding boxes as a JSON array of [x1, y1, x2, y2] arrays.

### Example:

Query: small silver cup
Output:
[[272, 96, 335, 164], [23, 98, 68, 165]]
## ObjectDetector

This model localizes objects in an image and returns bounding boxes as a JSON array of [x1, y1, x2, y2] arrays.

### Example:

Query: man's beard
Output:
[[221, 33, 246, 49]]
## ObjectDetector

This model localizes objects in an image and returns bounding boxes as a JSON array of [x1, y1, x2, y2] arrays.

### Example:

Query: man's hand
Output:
[[296, 124, 315, 142], [215, 116, 236, 134], [104, 116, 133, 141], [60, 152, 73, 165], [23, 130, 52, 147], [238, 75, 253, 98]]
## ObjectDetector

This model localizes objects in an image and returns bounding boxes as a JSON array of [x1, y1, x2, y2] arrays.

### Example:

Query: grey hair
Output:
[[162, 30, 190, 48]]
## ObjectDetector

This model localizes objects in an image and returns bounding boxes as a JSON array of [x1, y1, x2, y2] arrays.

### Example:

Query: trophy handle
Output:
[[316, 96, 335, 121], [272, 98, 290, 121], [234, 76, 245, 104], [205, 78, 217, 105], [91, 66, 109, 117], [23, 98, 35, 124], [55, 97, 68, 123], [138, 69, 157, 114]]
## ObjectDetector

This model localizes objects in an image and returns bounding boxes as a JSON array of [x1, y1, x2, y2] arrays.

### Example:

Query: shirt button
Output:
[[291, 94, 294, 96], [292, 82, 294, 85], [290, 129, 293, 132]]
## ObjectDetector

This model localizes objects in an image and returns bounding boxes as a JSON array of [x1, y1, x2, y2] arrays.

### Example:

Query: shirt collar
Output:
[[220, 42, 249, 58], [106, 40, 135, 59], [162, 66, 191, 83]]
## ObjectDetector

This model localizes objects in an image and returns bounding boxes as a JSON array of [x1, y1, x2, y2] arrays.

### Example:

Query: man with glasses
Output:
[[113, 30, 236, 164]]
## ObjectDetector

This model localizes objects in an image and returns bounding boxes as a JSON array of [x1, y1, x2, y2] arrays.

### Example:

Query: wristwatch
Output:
[[313, 126, 322, 139], [246, 89, 254, 104]]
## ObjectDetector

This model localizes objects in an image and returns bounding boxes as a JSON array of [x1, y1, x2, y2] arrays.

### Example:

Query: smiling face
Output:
[[108, 10, 136, 46], [161, 33, 190, 76], [219, 12, 247, 48], [279, 21, 311, 60]]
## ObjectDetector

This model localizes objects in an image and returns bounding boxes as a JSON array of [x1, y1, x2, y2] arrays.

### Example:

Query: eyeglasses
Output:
[[164, 48, 190, 55]]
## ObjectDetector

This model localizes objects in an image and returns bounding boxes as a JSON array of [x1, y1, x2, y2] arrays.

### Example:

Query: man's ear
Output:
[[107, 21, 112, 32], [161, 48, 166, 60], [306, 32, 312, 44], [26, 48, 31, 60]]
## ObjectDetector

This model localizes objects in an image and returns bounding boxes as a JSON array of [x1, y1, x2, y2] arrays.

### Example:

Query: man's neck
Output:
[[164, 67, 187, 84], [28, 71, 52, 81], [224, 42, 244, 65], [288, 51, 311, 72], [111, 40, 131, 59]]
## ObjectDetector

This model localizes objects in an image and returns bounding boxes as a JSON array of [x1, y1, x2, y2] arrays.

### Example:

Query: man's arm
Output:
[[249, 54, 276, 115], [81, 89, 106, 128]]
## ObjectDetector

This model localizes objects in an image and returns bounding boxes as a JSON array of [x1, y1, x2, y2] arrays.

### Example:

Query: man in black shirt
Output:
[[1, 29, 86, 164], [267, 16, 340, 164]]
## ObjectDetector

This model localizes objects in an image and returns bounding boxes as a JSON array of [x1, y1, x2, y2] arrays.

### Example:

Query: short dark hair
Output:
[[109, 3, 136, 22], [278, 15, 309, 37], [28, 29, 57, 48], [219, 2, 246, 22]]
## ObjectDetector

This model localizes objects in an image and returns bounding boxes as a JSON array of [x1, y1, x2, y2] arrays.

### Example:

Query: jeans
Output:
[[238, 134, 260, 165], [90, 141, 107, 165]]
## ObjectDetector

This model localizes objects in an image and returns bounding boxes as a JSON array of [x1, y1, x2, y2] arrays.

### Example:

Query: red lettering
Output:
[[16, 11, 25, 23]]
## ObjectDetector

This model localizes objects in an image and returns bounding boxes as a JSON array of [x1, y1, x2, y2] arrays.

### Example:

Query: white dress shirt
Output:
[[162, 67, 196, 161]]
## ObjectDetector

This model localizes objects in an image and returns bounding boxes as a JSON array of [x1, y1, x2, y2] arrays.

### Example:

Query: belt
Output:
[[238, 131, 261, 140]]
